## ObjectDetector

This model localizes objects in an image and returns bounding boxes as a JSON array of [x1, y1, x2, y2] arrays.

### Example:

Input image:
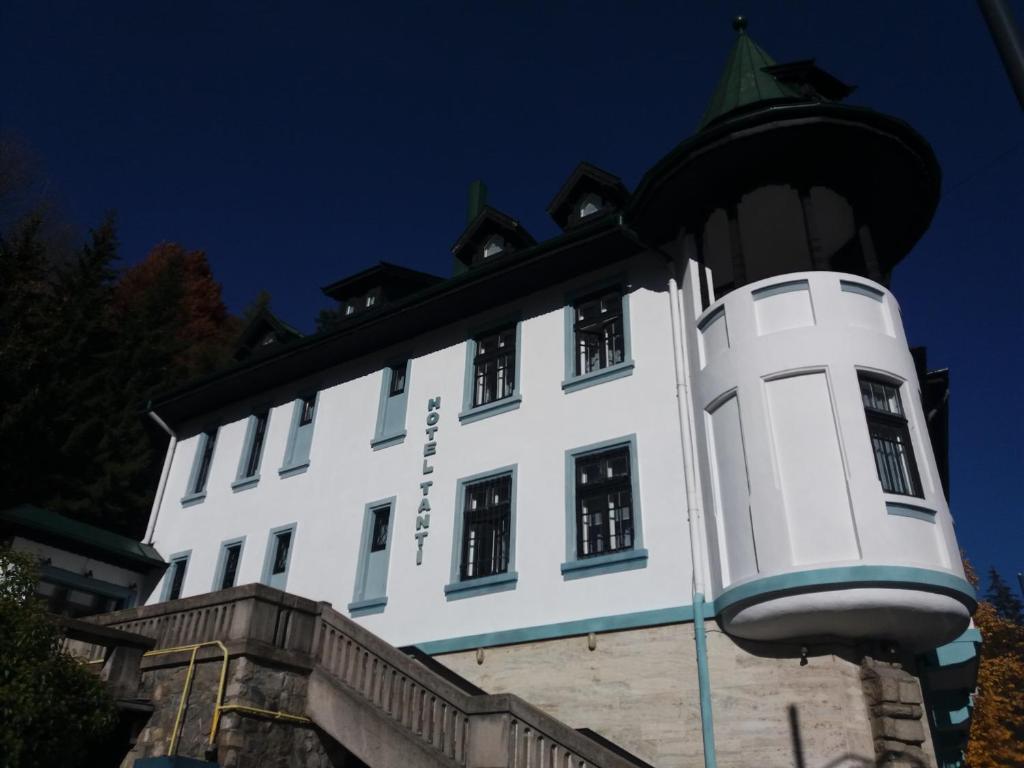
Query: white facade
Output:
[[145, 251, 971, 653]]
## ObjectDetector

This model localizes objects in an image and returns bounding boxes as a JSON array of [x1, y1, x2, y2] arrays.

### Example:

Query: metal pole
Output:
[[978, 0, 1024, 108]]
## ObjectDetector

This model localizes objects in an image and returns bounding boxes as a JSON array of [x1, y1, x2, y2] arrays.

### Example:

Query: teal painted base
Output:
[[416, 565, 975, 656], [715, 565, 976, 615], [417, 603, 704, 654]]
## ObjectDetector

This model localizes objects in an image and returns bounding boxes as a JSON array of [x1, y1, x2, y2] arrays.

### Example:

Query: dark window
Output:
[[575, 446, 634, 557], [272, 531, 292, 575], [299, 396, 316, 427], [472, 328, 516, 407], [573, 290, 624, 376], [389, 362, 407, 397], [36, 580, 126, 618], [168, 558, 187, 600], [243, 412, 268, 478], [220, 544, 242, 590], [193, 430, 217, 494], [460, 474, 512, 580], [860, 376, 922, 497], [370, 505, 391, 552]]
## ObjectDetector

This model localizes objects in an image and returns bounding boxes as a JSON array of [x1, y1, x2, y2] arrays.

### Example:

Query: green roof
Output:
[[698, 17, 800, 130], [0, 504, 166, 570]]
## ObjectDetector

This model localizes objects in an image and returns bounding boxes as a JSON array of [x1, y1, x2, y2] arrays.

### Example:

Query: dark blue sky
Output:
[[3, 2, 1021, 587]]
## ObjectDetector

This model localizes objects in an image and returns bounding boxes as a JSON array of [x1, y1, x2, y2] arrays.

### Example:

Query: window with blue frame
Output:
[[234, 411, 269, 489], [214, 539, 245, 590], [562, 436, 647, 578], [280, 394, 317, 476], [183, 429, 218, 504], [563, 286, 634, 392], [459, 322, 523, 423], [445, 466, 518, 598], [262, 524, 296, 590], [349, 498, 395, 615], [162, 553, 190, 601], [372, 362, 410, 448]]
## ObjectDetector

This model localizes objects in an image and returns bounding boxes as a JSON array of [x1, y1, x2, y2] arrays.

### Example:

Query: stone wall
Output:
[[436, 621, 934, 768], [860, 657, 934, 768], [123, 652, 354, 768]]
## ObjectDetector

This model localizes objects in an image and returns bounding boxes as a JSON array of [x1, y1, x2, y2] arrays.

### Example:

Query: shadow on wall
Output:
[[788, 704, 929, 768]]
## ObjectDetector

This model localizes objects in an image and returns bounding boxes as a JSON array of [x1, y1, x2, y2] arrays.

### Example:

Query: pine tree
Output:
[[986, 567, 1024, 625], [0, 217, 60, 512]]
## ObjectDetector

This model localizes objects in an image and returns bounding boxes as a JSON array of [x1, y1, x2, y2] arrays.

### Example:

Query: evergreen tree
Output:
[[0, 217, 240, 536], [0, 217, 58, 511], [315, 305, 342, 333], [986, 567, 1024, 625]]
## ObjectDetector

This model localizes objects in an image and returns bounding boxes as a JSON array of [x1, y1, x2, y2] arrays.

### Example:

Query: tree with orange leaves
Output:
[[964, 560, 1024, 767]]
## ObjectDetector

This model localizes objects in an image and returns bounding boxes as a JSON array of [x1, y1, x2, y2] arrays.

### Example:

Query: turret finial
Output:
[[732, 15, 747, 33]]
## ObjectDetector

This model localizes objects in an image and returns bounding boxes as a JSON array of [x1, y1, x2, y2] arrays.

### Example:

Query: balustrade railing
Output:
[[81, 584, 643, 768]]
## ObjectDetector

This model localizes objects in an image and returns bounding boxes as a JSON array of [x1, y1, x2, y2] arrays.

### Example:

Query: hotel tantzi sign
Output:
[[414, 396, 441, 565]]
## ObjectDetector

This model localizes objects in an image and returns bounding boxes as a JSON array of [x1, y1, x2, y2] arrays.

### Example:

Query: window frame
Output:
[[445, 465, 519, 599], [459, 319, 523, 424], [563, 280, 634, 393], [372, 360, 412, 450], [261, 523, 297, 590], [279, 393, 318, 477], [213, 537, 246, 591], [161, 551, 191, 601], [233, 409, 271, 491], [562, 435, 648, 578], [182, 429, 218, 506], [858, 373, 924, 498], [38, 563, 136, 616], [349, 496, 397, 615]]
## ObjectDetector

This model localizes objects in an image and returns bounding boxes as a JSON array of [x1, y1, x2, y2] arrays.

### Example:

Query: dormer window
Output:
[[345, 304, 355, 316], [365, 294, 376, 308], [482, 235, 505, 259], [578, 192, 604, 219]]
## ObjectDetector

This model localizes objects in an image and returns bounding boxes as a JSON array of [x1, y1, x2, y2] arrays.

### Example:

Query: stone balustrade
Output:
[[81, 584, 645, 768]]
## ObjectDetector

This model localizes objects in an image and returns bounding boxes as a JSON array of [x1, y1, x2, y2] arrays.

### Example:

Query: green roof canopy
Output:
[[698, 17, 800, 130], [0, 504, 166, 570]]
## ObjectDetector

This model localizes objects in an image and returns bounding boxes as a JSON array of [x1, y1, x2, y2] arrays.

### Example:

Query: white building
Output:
[[139, 22, 977, 768]]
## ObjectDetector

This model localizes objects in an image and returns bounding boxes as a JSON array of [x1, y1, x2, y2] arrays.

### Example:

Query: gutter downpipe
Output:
[[145, 408, 177, 545], [619, 219, 717, 768], [667, 260, 717, 768]]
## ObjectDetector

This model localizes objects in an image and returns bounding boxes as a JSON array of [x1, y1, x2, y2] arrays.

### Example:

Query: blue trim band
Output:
[[348, 596, 388, 615], [561, 360, 635, 393], [560, 548, 648, 579], [370, 432, 406, 450], [180, 491, 206, 507], [458, 395, 522, 424], [231, 475, 260, 492], [278, 461, 310, 478], [416, 603, 704, 654], [886, 502, 936, 522], [444, 571, 518, 601], [714, 565, 977, 615]]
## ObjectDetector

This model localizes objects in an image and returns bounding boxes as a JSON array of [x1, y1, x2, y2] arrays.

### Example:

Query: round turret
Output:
[[642, 23, 972, 651], [630, 22, 941, 299]]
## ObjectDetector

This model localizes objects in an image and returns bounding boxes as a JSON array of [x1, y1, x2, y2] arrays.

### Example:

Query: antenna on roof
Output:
[[466, 180, 488, 223]]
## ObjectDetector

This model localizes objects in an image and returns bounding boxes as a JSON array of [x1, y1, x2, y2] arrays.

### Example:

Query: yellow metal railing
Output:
[[140, 640, 309, 757]]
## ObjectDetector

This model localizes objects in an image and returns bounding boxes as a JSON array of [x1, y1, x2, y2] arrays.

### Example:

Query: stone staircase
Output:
[[71, 584, 648, 768]]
